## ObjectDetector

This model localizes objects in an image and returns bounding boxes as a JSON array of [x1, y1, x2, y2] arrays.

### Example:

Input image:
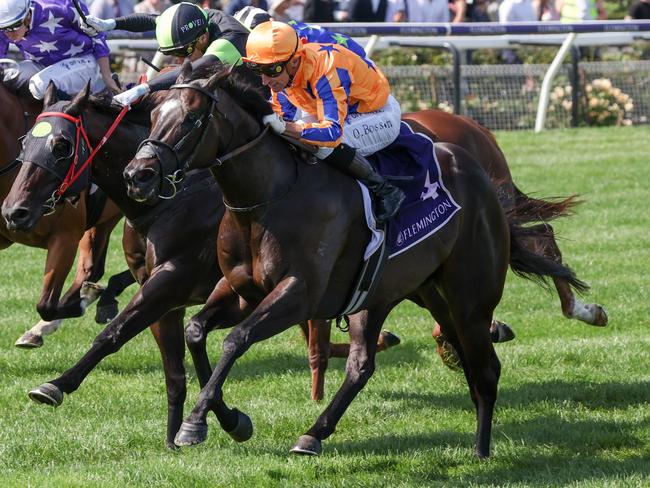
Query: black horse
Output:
[[5, 83, 400, 446], [123, 63, 585, 457]]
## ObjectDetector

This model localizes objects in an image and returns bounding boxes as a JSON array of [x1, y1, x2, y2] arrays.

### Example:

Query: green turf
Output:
[[0, 126, 648, 487]]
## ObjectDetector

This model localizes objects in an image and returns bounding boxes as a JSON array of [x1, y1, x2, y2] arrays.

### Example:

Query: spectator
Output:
[[466, 0, 492, 21], [90, 0, 135, 18], [625, 0, 650, 19], [226, 0, 269, 16], [498, 0, 537, 63], [302, 0, 335, 22], [557, 0, 607, 22], [537, 0, 560, 20], [498, 0, 537, 22], [346, 0, 389, 21], [134, 0, 171, 14], [387, 0, 466, 22], [268, 0, 304, 21]]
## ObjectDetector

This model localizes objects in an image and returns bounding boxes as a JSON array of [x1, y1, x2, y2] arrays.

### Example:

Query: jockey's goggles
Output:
[[244, 58, 292, 78], [0, 16, 27, 32], [244, 35, 299, 78], [159, 39, 198, 58]]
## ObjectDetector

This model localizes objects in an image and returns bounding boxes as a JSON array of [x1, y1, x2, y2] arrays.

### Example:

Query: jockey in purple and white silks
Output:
[[0, 0, 119, 100]]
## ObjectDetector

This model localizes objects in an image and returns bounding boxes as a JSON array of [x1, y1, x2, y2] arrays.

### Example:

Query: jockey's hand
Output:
[[262, 113, 286, 135], [81, 15, 116, 37], [113, 83, 150, 107], [103, 76, 121, 95]]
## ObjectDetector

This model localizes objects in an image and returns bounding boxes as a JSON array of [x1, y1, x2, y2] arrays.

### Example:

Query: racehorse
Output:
[[121, 63, 586, 457], [0, 68, 134, 348], [5, 83, 400, 446]]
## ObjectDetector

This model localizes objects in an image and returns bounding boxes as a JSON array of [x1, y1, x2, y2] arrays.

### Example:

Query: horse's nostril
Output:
[[3, 206, 30, 226], [134, 169, 155, 184]]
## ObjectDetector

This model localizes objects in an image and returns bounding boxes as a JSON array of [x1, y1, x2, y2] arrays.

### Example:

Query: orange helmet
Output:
[[243, 21, 302, 65]]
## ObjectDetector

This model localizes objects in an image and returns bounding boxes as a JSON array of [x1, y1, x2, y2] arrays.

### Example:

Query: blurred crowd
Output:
[[84, 0, 650, 24]]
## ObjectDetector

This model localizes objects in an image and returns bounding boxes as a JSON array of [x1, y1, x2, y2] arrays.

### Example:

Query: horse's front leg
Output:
[[290, 308, 387, 456], [16, 233, 80, 347], [27, 264, 191, 410], [149, 309, 187, 449], [36, 232, 79, 321], [175, 276, 310, 447]]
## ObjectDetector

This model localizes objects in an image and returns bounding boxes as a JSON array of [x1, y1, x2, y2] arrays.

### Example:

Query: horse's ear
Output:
[[43, 81, 59, 107], [178, 58, 193, 83], [66, 81, 91, 116], [206, 63, 232, 91]]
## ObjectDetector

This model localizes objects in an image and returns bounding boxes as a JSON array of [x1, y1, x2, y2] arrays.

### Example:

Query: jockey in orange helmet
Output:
[[243, 21, 404, 223]]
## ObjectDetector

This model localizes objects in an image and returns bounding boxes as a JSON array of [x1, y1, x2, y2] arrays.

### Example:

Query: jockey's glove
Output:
[[81, 15, 116, 36], [262, 113, 286, 135], [113, 83, 150, 107]]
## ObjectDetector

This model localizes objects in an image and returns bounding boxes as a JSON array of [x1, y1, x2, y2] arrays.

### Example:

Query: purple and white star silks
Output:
[[0, 0, 109, 67]]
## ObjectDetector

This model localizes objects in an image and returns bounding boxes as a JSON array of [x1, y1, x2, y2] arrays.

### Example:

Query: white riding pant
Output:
[[17, 55, 105, 100], [303, 95, 402, 158]]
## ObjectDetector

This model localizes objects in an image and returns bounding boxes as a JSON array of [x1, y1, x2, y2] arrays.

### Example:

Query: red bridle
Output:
[[35, 105, 130, 199]]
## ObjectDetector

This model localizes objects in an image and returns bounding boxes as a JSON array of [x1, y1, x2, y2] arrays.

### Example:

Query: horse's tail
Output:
[[511, 185, 582, 224], [507, 220, 590, 294]]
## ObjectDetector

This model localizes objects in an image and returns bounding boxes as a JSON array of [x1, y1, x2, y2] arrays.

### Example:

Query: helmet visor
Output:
[[0, 16, 26, 32], [159, 40, 198, 58]]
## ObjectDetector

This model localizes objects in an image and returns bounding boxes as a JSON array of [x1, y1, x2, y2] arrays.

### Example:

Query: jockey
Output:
[[82, 1, 251, 105], [233, 6, 370, 62], [243, 21, 404, 222], [0, 0, 118, 100]]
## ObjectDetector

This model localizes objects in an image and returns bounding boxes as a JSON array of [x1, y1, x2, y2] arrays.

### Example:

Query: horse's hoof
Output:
[[173, 421, 208, 447], [380, 330, 401, 349], [290, 435, 322, 456], [80, 281, 105, 302], [226, 408, 253, 443], [28, 383, 63, 406], [95, 302, 118, 324], [490, 320, 515, 343], [591, 305, 608, 327], [15, 332, 44, 349]]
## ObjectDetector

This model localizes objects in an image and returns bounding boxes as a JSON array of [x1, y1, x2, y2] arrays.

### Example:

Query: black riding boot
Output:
[[323, 144, 405, 222]]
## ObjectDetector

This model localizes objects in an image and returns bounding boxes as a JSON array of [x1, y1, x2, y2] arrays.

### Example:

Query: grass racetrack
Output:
[[0, 126, 648, 487]]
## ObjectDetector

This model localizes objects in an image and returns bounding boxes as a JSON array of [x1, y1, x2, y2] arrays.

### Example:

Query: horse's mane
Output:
[[86, 90, 165, 126], [178, 62, 273, 119]]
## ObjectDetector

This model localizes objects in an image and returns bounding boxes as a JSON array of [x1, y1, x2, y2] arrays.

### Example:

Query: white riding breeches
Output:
[[20, 55, 105, 100], [304, 95, 402, 159]]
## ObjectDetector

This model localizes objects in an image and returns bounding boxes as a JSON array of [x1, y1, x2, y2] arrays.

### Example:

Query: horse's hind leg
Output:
[[290, 308, 388, 456], [523, 223, 607, 326], [300, 320, 401, 401], [432, 270, 501, 459], [149, 309, 187, 449]]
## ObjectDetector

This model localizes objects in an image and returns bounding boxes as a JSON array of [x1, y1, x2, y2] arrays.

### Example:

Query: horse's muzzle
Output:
[[2, 203, 37, 232], [123, 161, 159, 204]]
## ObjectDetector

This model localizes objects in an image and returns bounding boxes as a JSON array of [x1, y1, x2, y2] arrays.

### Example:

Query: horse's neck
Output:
[[209, 98, 296, 212], [85, 109, 151, 221]]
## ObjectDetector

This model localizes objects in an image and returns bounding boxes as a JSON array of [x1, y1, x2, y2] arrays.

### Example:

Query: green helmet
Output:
[[156, 2, 208, 55]]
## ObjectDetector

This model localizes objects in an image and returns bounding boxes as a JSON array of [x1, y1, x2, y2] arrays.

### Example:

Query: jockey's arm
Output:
[[97, 56, 120, 93], [114, 14, 158, 32]]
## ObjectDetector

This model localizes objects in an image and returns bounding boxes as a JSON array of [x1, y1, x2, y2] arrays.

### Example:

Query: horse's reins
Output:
[[35, 106, 130, 212]]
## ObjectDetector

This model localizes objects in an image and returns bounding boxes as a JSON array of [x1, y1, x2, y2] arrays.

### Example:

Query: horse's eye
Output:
[[52, 140, 71, 159]]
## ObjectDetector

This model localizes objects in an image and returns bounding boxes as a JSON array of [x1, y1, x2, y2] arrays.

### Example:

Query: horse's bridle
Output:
[[134, 83, 221, 200], [27, 107, 129, 214], [135, 82, 277, 203]]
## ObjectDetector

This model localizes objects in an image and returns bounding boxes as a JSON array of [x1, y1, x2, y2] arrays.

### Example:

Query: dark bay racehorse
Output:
[[122, 64, 586, 457], [0, 69, 134, 348], [6, 84, 400, 445]]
